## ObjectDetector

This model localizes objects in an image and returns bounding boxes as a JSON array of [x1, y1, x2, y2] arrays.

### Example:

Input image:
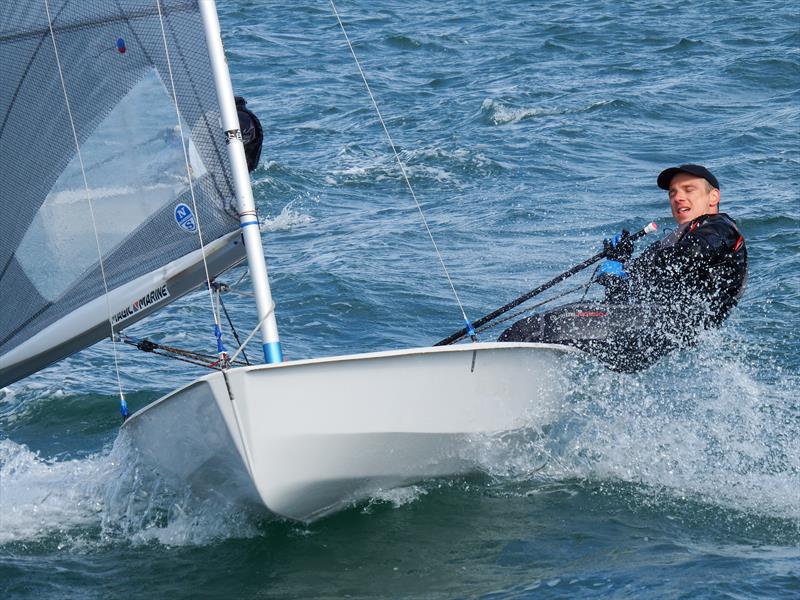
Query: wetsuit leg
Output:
[[498, 302, 681, 373], [497, 314, 547, 343]]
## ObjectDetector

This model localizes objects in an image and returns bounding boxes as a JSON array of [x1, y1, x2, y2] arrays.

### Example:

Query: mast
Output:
[[199, 0, 282, 363]]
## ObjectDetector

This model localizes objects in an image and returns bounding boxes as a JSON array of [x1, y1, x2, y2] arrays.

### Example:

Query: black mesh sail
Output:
[[0, 1, 246, 386]]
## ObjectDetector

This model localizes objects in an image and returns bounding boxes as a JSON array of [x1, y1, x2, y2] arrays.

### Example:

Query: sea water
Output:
[[1, 1, 798, 598]]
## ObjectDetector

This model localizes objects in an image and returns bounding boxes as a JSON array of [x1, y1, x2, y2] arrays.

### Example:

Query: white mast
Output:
[[199, 0, 282, 363]]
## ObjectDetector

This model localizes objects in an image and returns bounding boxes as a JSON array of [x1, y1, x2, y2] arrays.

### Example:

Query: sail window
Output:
[[16, 69, 208, 302]]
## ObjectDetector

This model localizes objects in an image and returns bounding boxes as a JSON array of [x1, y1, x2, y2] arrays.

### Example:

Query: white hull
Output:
[[123, 342, 569, 521]]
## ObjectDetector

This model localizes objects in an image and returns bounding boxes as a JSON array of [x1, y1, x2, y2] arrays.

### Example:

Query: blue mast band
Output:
[[263, 341, 283, 364]]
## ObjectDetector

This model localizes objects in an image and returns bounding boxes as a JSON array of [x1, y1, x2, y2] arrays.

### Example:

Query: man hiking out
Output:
[[499, 164, 748, 372]]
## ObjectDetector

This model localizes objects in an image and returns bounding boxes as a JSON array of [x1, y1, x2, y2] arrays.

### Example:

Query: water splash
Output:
[[0, 439, 113, 546], [363, 485, 429, 513], [0, 433, 261, 549], [261, 202, 314, 232], [472, 331, 800, 522]]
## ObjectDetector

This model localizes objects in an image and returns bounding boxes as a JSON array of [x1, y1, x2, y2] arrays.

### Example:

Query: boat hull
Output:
[[123, 342, 569, 521]]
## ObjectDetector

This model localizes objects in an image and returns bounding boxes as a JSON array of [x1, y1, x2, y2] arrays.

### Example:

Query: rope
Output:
[[44, 0, 128, 419], [329, 0, 476, 339], [580, 266, 599, 302], [228, 301, 276, 365], [474, 282, 592, 336], [120, 335, 247, 370], [155, 0, 221, 336]]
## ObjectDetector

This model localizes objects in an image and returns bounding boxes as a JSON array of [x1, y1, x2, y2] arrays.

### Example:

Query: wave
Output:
[[385, 33, 421, 50], [261, 202, 314, 232], [325, 144, 504, 185], [480, 98, 567, 125], [480, 98, 632, 125], [660, 38, 706, 53]]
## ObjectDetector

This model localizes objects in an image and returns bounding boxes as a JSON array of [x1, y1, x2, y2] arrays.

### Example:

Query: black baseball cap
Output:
[[657, 164, 720, 190]]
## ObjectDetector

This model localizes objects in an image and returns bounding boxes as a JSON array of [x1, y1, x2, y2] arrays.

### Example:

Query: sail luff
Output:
[[198, 0, 283, 364]]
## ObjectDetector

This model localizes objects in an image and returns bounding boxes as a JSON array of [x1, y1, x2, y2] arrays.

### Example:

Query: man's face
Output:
[[668, 172, 720, 225]]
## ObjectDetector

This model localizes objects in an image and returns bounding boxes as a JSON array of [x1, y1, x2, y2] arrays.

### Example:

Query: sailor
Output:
[[499, 164, 748, 371], [235, 96, 264, 172], [596, 164, 748, 333]]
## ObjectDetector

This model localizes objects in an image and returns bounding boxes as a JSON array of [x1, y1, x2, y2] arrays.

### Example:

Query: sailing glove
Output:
[[595, 259, 629, 301], [603, 230, 634, 262], [595, 260, 628, 281]]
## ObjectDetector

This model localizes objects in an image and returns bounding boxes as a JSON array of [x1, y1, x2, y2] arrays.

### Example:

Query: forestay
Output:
[[0, 0, 246, 387]]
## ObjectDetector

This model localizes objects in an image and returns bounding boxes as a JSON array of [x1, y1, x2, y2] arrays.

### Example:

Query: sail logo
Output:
[[111, 285, 170, 325], [175, 203, 197, 233]]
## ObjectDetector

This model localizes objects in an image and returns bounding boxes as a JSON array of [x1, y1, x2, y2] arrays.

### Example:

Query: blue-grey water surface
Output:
[[1, 1, 799, 598]]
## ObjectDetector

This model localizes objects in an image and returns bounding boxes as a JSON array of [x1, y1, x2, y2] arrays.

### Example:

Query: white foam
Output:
[[0, 439, 114, 545], [470, 333, 800, 521], [0, 387, 16, 403], [364, 485, 428, 512], [381, 163, 453, 183], [481, 98, 566, 124], [330, 145, 480, 183], [0, 434, 260, 548], [261, 203, 313, 232]]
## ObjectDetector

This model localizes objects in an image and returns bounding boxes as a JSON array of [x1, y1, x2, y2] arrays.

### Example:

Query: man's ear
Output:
[[709, 188, 720, 210]]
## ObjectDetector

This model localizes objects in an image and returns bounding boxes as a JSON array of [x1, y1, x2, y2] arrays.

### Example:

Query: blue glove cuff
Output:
[[596, 259, 628, 279]]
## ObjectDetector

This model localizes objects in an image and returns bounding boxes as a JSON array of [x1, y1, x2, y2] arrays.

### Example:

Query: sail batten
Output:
[[0, 1, 247, 386]]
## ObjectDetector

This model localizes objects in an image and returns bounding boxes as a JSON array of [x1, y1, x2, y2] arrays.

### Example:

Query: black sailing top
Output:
[[235, 96, 264, 173], [620, 212, 748, 329]]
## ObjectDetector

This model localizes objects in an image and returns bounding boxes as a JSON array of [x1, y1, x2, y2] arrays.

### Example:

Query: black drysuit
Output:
[[614, 212, 747, 328], [499, 213, 748, 371], [235, 96, 263, 172]]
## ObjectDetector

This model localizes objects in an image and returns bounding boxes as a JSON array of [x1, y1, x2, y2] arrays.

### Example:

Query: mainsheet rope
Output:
[[329, 0, 477, 339], [44, 0, 128, 418]]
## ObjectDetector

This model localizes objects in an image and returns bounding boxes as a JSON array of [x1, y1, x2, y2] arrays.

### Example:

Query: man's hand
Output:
[[594, 259, 629, 300], [603, 230, 634, 262], [595, 259, 628, 281]]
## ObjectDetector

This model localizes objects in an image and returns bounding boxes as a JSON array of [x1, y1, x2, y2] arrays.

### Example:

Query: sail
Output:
[[0, 0, 247, 387]]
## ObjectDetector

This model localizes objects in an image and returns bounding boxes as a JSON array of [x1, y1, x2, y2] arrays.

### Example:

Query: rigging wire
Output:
[[227, 301, 276, 364], [155, 0, 225, 353], [43, 0, 128, 419], [329, 0, 477, 339], [212, 283, 250, 365]]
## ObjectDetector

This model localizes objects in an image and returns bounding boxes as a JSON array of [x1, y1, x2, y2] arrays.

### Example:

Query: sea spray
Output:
[[469, 330, 800, 524], [0, 439, 113, 546], [0, 432, 262, 549]]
